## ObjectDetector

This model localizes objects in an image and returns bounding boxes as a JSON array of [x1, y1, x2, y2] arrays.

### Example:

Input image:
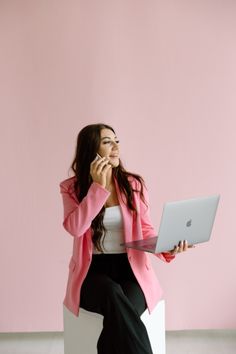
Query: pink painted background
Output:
[[0, 0, 236, 332]]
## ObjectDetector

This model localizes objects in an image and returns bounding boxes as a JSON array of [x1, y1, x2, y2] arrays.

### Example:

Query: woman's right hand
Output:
[[90, 156, 112, 188]]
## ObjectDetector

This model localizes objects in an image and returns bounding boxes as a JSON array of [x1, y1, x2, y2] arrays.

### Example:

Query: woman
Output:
[[60, 123, 192, 354]]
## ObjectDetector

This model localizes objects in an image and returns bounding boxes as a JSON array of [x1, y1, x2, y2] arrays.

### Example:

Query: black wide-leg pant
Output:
[[80, 253, 153, 354]]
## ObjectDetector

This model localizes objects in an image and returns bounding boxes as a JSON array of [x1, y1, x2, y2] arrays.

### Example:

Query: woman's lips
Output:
[[109, 155, 119, 158]]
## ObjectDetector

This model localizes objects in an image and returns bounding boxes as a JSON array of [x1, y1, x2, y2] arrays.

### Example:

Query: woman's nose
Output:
[[111, 141, 118, 149]]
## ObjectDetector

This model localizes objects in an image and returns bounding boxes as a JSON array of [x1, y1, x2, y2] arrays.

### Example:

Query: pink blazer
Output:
[[60, 176, 175, 316]]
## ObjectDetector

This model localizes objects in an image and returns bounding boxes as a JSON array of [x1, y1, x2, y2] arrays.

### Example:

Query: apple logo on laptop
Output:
[[186, 219, 192, 227]]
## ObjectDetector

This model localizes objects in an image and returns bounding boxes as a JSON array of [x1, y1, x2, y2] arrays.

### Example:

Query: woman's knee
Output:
[[99, 280, 127, 310], [103, 280, 123, 298]]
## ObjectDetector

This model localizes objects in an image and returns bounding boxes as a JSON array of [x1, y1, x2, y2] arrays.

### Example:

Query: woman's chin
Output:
[[110, 160, 119, 168]]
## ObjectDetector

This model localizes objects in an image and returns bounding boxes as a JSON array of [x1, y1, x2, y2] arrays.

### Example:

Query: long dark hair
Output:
[[71, 123, 146, 252]]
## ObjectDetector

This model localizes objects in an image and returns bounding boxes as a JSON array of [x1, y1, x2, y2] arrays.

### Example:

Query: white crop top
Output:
[[93, 205, 126, 254]]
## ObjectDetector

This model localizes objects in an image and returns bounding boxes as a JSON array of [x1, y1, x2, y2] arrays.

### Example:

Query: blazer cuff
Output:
[[157, 252, 175, 263]]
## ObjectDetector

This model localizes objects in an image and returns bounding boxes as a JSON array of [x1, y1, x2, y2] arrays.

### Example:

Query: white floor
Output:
[[166, 330, 236, 354], [0, 330, 235, 354]]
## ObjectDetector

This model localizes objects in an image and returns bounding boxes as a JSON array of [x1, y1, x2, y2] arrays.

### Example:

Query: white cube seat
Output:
[[63, 299, 166, 354]]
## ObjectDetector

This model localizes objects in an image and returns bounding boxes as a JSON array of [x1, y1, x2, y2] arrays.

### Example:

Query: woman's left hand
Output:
[[168, 240, 195, 255]]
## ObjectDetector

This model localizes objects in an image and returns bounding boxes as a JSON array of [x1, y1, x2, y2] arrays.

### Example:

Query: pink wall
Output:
[[0, 0, 236, 331]]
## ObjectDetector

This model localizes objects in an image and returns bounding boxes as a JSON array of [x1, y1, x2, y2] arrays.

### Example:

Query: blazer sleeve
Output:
[[60, 179, 110, 237], [139, 182, 175, 263]]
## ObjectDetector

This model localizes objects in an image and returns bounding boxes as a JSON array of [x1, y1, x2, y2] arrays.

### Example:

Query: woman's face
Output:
[[97, 128, 120, 167]]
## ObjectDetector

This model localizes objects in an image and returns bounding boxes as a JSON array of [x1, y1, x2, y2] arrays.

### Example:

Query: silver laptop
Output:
[[123, 194, 220, 253]]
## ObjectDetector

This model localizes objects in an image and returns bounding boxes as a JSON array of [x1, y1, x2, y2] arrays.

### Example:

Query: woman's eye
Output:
[[103, 140, 119, 145]]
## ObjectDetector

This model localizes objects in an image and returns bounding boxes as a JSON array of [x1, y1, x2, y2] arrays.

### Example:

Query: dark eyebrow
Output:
[[101, 136, 117, 140]]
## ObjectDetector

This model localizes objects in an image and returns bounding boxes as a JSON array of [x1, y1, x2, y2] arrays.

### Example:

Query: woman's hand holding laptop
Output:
[[167, 240, 195, 256]]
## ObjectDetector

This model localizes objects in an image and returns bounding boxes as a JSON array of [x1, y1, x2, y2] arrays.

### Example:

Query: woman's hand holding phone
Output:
[[90, 154, 111, 188]]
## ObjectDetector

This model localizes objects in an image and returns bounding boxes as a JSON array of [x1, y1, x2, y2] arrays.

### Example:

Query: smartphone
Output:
[[96, 153, 111, 165]]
